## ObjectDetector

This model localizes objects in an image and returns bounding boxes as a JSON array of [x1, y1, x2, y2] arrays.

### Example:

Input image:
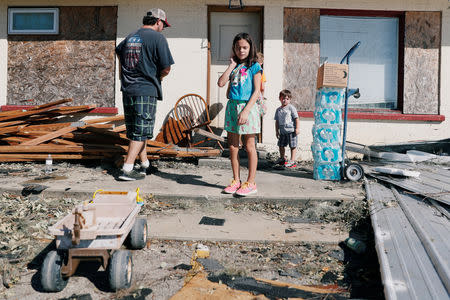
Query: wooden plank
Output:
[[18, 130, 56, 136], [0, 144, 126, 153], [0, 106, 59, 122], [63, 132, 128, 145], [0, 120, 26, 128], [29, 98, 73, 111], [82, 124, 115, 129], [53, 105, 95, 112], [0, 125, 27, 135], [81, 127, 129, 142], [20, 122, 74, 132], [42, 105, 96, 116], [49, 139, 79, 146], [0, 154, 104, 161], [84, 115, 124, 125], [2, 136, 31, 143], [20, 125, 80, 146], [112, 124, 126, 132], [193, 128, 225, 142], [147, 139, 175, 148], [0, 99, 73, 118]]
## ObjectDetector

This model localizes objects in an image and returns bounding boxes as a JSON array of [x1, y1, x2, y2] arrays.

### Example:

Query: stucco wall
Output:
[[0, 0, 449, 160]]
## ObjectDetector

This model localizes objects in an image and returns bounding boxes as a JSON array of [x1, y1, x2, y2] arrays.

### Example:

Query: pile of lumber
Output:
[[0, 99, 221, 162]]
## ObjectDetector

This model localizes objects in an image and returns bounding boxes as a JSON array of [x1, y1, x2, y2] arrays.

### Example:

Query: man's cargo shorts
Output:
[[123, 95, 157, 141]]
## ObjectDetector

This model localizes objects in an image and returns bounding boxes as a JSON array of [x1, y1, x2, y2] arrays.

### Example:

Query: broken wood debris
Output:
[[0, 99, 221, 162]]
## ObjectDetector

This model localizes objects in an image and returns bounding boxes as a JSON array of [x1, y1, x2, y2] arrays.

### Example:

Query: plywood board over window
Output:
[[403, 11, 441, 115], [283, 8, 320, 111], [7, 6, 117, 107]]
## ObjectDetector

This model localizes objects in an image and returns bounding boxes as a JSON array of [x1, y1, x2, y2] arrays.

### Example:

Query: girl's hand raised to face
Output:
[[229, 57, 237, 68]]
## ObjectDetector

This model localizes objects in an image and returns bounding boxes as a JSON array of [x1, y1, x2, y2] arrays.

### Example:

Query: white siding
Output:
[[0, 0, 449, 159]]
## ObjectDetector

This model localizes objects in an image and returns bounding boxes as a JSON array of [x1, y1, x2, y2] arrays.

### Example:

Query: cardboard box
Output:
[[317, 63, 348, 89]]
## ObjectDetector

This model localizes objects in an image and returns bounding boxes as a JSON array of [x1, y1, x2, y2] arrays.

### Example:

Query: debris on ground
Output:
[[0, 192, 79, 289], [0, 99, 221, 164]]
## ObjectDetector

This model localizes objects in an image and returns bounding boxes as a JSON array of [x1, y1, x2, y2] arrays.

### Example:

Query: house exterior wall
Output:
[[0, 0, 449, 159]]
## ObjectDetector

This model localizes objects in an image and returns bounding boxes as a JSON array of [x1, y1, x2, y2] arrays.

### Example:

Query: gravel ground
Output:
[[1, 238, 350, 300], [0, 159, 381, 300]]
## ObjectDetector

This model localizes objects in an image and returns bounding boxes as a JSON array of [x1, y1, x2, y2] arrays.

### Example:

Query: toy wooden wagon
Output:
[[40, 190, 147, 292]]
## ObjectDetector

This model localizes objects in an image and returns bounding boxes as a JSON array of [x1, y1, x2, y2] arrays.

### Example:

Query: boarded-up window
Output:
[[283, 8, 441, 115], [7, 6, 117, 107], [403, 11, 441, 115], [283, 8, 320, 111]]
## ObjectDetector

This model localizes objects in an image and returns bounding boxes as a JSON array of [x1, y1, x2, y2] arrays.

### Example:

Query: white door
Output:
[[209, 12, 261, 129]]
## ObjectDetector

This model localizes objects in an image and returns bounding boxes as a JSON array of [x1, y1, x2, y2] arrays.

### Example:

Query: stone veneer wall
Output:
[[403, 11, 441, 115], [7, 6, 117, 107], [283, 8, 320, 111]]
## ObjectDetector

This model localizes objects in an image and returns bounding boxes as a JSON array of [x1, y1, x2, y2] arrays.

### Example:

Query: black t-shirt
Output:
[[116, 27, 174, 99]]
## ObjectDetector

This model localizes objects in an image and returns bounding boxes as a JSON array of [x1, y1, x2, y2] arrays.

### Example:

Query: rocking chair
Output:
[[173, 93, 224, 149]]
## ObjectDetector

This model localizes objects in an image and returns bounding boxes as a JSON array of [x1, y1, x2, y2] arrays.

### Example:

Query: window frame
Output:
[[8, 7, 59, 35], [320, 9, 405, 113]]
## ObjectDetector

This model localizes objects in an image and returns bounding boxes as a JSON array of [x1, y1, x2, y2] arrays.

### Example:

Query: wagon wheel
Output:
[[345, 163, 364, 181], [40, 250, 69, 292], [108, 250, 133, 291], [128, 218, 148, 250]]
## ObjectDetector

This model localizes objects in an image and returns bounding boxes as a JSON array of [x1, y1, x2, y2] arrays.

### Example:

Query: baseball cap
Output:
[[147, 8, 171, 27]]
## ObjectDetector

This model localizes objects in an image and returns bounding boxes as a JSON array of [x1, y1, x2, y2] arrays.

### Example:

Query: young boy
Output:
[[274, 89, 300, 168]]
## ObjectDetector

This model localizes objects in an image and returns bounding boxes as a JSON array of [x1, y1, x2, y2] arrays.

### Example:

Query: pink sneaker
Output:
[[235, 182, 257, 196], [223, 179, 241, 194]]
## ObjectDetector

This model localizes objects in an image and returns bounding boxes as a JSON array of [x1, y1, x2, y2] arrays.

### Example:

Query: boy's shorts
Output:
[[123, 95, 157, 141], [278, 132, 298, 148]]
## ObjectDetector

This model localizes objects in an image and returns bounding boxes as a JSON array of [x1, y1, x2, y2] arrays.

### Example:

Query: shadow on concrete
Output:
[[152, 169, 224, 189]]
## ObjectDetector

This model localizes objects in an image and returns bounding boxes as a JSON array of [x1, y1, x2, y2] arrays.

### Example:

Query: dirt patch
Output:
[[0, 159, 380, 299]]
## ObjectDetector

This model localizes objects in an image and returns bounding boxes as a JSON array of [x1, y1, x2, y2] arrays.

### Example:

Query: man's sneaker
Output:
[[235, 182, 257, 196], [118, 169, 145, 181], [135, 164, 149, 175], [275, 157, 286, 165], [223, 179, 241, 194], [285, 160, 297, 169]]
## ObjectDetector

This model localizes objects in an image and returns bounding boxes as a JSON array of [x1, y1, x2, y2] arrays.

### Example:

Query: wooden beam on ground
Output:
[[62, 132, 128, 145], [18, 122, 114, 146], [0, 99, 73, 118], [84, 115, 124, 125], [0, 144, 126, 153], [0, 106, 59, 122], [20, 124, 81, 146], [81, 127, 129, 142], [0, 120, 26, 128], [20, 122, 74, 132], [16, 130, 52, 137], [2, 136, 31, 144], [0, 125, 27, 135], [82, 124, 115, 130], [0, 153, 104, 161], [147, 140, 176, 148], [49, 139, 79, 146], [29, 98, 73, 110], [193, 128, 225, 142], [43, 105, 96, 116], [146, 146, 221, 157], [112, 124, 126, 132]]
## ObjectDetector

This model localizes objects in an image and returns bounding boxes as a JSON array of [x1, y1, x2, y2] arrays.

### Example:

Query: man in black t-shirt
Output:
[[116, 8, 174, 181]]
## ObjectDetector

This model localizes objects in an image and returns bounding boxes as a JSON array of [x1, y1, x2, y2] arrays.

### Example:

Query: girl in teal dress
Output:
[[217, 32, 262, 196]]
